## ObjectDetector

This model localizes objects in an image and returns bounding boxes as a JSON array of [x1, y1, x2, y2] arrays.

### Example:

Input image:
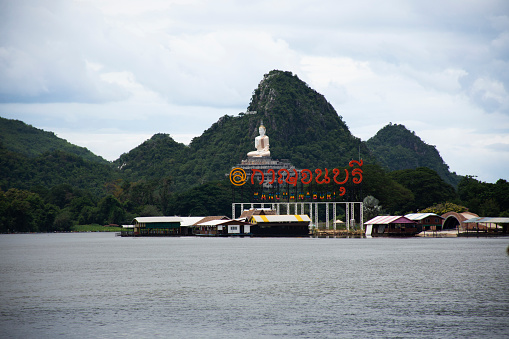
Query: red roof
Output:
[[365, 216, 415, 225]]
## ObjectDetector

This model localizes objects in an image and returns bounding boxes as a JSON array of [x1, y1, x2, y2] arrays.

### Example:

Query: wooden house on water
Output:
[[365, 216, 419, 237], [127, 216, 183, 236], [405, 213, 444, 232], [248, 214, 311, 236]]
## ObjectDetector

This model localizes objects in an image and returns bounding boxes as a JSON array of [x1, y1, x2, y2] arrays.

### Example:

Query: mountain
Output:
[[0, 143, 118, 195], [0, 117, 108, 164], [246, 70, 371, 167], [0, 117, 116, 195], [113, 70, 374, 192], [366, 123, 461, 187], [113, 133, 189, 183], [2, 70, 462, 200]]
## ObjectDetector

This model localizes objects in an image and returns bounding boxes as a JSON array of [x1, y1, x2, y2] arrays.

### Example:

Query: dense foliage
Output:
[[0, 117, 107, 163], [389, 167, 457, 212], [0, 188, 57, 233], [168, 180, 236, 217], [366, 123, 461, 188], [360, 164, 414, 214], [0, 142, 118, 196], [421, 202, 468, 215], [113, 134, 188, 189], [457, 176, 509, 217]]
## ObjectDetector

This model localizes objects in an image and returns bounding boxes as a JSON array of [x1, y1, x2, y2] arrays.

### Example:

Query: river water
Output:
[[0, 233, 508, 338]]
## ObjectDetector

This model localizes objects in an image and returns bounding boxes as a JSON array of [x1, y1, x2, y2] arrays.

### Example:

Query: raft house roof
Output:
[[193, 216, 230, 225], [179, 217, 206, 227], [132, 216, 182, 229], [463, 217, 509, 224], [405, 213, 443, 221], [197, 219, 251, 226], [239, 208, 277, 219], [250, 215, 311, 224], [365, 216, 416, 225], [131, 216, 236, 227]]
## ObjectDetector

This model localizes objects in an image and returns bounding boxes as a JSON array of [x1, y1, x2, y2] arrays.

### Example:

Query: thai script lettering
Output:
[[254, 190, 346, 200], [230, 160, 363, 187]]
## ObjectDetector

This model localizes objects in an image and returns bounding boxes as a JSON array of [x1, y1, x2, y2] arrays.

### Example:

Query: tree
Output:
[[53, 209, 73, 231], [48, 184, 75, 209], [140, 205, 162, 217], [363, 195, 382, 222], [361, 164, 414, 214], [494, 179, 509, 214], [421, 202, 468, 215], [169, 180, 232, 217], [98, 195, 125, 225], [457, 176, 509, 215], [390, 167, 457, 212], [479, 199, 500, 217], [0, 188, 51, 233]]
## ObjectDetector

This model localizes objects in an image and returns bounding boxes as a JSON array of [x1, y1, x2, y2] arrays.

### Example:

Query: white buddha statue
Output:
[[247, 122, 270, 158]]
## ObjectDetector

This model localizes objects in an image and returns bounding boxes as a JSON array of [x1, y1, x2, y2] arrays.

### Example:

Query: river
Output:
[[0, 233, 508, 338]]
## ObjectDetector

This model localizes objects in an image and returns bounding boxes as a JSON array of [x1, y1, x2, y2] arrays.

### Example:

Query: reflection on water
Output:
[[1, 233, 508, 338]]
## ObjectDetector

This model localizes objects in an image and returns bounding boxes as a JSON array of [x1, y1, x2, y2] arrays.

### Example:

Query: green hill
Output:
[[366, 123, 462, 188], [0, 117, 108, 164], [4, 72, 461, 197], [247, 70, 371, 167], [0, 142, 118, 196], [114, 70, 374, 192], [113, 133, 189, 184]]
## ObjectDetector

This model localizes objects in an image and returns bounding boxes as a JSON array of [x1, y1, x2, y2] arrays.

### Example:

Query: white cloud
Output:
[[470, 77, 509, 112], [420, 125, 509, 183], [301, 56, 373, 88], [54, 131, 154, 161], [1, 0, 509, 182]]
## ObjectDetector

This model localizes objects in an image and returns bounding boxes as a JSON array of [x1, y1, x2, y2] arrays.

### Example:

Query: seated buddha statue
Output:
[[247, 122, 270, 158]]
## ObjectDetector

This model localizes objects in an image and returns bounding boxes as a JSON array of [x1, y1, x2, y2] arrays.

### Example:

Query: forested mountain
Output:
[[114, 133, 188, 183], [366, 123, 461, 187], [0, 117, 107, 163], [0, 142, 118, 196], [114, 70, 373, 192], [246, 70, 371, 167], [1, 72, 461, 196]]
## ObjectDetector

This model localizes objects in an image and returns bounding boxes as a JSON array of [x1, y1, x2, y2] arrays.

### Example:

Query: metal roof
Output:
[[463, 217, 509, 224], [251, 215, 311, 223], [461, 212, 479, 219], [191, 216, 230, 225], [133, 216, 182, 223], [179, 217, 207, 227], [365, 216, 415, 225], [198, 219, 232, 226], [405, 213, 443, 221], [197, 219, 251, 226]]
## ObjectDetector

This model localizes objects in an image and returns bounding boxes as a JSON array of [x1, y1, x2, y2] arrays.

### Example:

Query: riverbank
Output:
[[417, 230, 458, 237], [312, 229, 365, 237], [71, 224, 122, 232]]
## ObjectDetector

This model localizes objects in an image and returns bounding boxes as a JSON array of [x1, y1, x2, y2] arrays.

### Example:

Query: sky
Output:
[[1, 0, 508, 183]]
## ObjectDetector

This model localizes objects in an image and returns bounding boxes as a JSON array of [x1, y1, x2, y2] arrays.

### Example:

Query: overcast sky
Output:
[[1, 0, 508, 183]]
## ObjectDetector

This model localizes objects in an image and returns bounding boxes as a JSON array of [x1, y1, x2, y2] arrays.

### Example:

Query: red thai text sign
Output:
[[230, 160, 363, 188]]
